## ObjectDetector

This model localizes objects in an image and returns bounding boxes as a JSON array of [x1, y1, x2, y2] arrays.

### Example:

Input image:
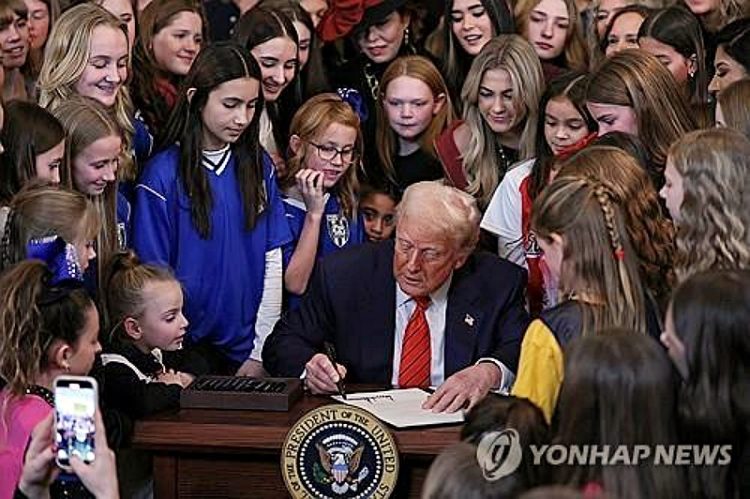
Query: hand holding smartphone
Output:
[[53, 375, 98, 470]]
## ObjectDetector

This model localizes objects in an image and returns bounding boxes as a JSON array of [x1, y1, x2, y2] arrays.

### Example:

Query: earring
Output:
[[403, 27, 411, 49]]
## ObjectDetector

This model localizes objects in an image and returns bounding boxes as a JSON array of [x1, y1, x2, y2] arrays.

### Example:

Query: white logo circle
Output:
[[476, 428, 523, 481]]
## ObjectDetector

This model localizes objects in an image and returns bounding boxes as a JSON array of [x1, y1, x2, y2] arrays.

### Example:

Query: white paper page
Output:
[[331, 388, 464, 428]]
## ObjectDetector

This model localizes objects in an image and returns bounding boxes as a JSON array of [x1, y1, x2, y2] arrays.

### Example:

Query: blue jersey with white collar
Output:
[[281, 193, 365, 308], [132, 145, 292, 362]]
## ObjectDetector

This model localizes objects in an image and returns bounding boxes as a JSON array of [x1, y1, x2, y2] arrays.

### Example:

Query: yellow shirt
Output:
[[511, 319, 564, 423]]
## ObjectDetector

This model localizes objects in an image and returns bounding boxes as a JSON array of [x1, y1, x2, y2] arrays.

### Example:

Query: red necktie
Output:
[[398, 296, 431, 388]]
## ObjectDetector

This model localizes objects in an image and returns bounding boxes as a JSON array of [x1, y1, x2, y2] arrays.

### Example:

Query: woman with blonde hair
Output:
[[515, 0, 588, 80], [52, 96, 126, 295], [559, 145, 675, 311], [376, 55, 454, 191], [716, 78, 750, 138], [660, 128, 750, 282], [586, 48, 695, 181], [0, 182, 100, 272], [511, 175, 655, 421], [436, 34, 544, 210], [279, 92, 365, 304], [38, 3, 138, 180], [481, 71, 596, 316]]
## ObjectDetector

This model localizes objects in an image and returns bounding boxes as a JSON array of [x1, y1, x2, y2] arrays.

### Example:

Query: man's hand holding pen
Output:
[[304, 352, 348, 395]]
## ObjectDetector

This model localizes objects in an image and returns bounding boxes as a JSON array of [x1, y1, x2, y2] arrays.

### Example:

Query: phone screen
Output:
[[54, 379, 96, 467]]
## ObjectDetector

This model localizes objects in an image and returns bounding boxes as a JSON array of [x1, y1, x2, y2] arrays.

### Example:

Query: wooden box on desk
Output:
[[180, 376, 303, 411]]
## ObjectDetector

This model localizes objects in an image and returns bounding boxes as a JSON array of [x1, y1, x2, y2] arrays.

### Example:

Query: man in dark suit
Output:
[[263, 182, 529, 412]]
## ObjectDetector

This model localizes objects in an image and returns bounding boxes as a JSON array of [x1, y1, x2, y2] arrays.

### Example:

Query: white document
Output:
[[331, 388, 465, 428]]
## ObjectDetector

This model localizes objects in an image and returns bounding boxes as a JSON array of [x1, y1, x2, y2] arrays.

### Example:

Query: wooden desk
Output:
[[132, 393, 461, 498]]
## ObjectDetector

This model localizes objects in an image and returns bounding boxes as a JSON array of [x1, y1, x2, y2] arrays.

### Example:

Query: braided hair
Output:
[[532, 176, 647, 336]]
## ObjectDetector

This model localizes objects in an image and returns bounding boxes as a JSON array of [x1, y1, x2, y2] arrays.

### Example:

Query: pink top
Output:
[[0, 389, 53, 499]]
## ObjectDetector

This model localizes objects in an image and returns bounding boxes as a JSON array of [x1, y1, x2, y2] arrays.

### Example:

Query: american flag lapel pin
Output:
[[464, 313, 475, 327]]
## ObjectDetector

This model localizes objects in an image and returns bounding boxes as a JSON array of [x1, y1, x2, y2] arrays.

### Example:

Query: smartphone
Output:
[[53, 375, 98, 470]]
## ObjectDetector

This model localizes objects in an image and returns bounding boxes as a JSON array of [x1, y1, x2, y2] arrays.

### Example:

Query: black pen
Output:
[[324, 342, 346, 400]]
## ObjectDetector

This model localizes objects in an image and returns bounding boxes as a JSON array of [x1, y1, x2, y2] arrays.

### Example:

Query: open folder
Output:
[[331, 388, 465, 428]]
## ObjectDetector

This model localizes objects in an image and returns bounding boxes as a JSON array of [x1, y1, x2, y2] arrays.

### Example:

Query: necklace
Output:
[[25, 385, 55, 406], [496, 144, 509, 173], [363, 63, 380, 101]]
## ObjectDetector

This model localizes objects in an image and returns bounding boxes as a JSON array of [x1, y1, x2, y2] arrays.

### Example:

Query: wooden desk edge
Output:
[[133, 418, 461, 456]]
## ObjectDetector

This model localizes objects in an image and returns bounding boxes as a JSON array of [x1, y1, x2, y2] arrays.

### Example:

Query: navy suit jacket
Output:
[[263, 241, 530, 384]]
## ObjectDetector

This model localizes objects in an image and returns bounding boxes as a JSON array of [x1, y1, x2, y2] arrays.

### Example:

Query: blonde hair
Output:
[[51, 96, 123, 295], [282, 93, 362, 220], [559, 146, 675, 309], [376, 55, 455, 183], [514, 0, 589, 71], [668, 128, 750, 281], [0, 182, 101, 271], [532, 176, 647, 336], [397, 181, 480, 254], [38, 3, 135, 179], [586, 49, 695, 166], [103, 249, 177, 342], [700, 0, 749, 33], [718, 79, 750, 138], [461, 35, 544, 209]]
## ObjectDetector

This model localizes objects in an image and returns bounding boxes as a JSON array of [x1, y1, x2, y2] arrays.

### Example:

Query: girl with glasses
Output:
[[279, 93, 365, 307]]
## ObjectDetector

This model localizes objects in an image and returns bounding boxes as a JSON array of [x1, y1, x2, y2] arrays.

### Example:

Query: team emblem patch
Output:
[[326, 214, 350, 248], [281, 404, 399, 498]]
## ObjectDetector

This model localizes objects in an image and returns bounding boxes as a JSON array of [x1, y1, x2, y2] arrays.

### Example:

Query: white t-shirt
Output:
[[481, 159, 535, 267]]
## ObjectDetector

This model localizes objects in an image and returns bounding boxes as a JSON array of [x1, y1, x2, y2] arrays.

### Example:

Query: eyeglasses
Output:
[[306, 141, 358, 164]]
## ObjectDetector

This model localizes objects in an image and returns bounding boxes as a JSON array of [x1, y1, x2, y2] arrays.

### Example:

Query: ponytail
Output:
[[0, 260, 92, 396], [103, 250, 177, 344]]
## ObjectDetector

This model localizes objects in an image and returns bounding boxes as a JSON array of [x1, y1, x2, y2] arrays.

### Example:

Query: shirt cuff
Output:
[[475, 357, 515, 394]]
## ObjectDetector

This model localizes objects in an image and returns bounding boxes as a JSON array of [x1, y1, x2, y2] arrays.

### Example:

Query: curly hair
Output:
[[559, 145, 675, 310], [668, 128, 750, 281]]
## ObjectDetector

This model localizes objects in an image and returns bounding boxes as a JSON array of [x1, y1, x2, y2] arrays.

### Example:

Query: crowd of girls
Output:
[[0, 0, 747, 497]]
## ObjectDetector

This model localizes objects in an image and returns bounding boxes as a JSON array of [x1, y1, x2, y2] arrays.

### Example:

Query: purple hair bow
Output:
[[27, 235, 84, 287], [337, 87, 369, 123]]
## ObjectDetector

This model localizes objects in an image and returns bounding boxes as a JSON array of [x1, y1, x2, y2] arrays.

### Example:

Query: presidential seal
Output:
[[281, 404, 399, 498]]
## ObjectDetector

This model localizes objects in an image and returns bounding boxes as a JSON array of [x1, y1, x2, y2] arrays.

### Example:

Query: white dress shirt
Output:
[[391, 276, 515, 392], [391, 275, 452, 387]]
